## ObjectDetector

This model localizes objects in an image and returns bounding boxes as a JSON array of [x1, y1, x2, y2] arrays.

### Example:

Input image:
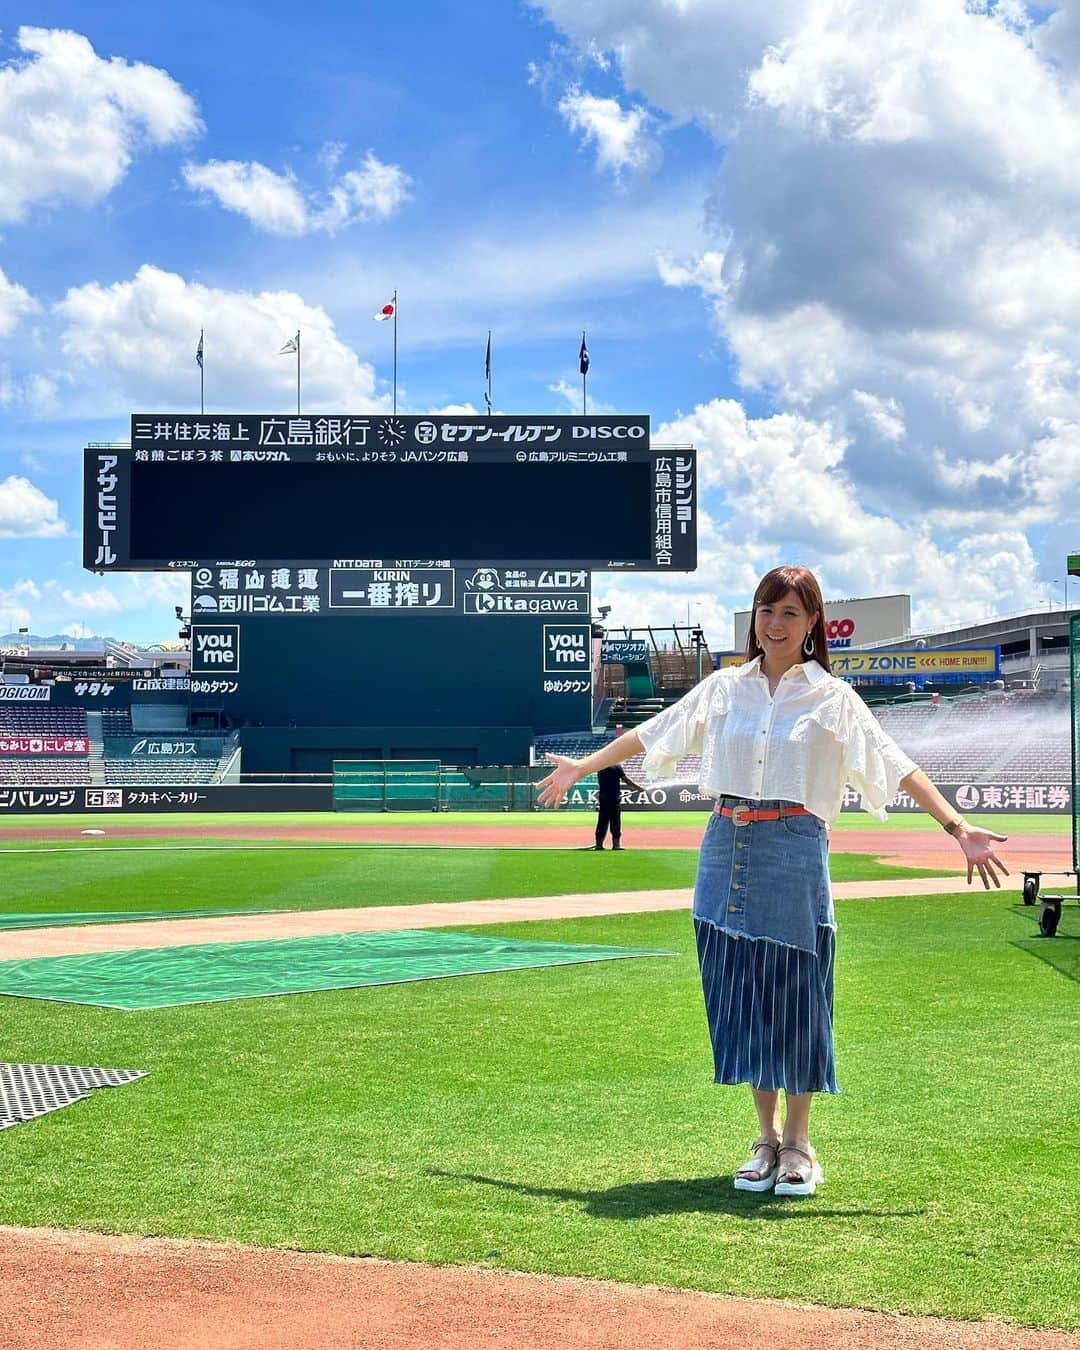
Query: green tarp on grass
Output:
[[0, 929, 675, 1010]]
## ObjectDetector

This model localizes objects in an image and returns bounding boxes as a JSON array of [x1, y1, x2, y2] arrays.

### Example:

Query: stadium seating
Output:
[[0, 759, 92, 785], [533, 732, 615, 758], [874, 690, 1069, 784], [103, 759, 220, 785], [536, 689, 1070, 788], [0, 703, 233, 788], [0, 706, 92, 784], [0, 707, 88, 736], [100, 709, 134, 736]]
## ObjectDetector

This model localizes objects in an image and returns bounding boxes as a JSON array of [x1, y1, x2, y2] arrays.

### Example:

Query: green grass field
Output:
[[1, 891, 1076, 1326], [4, 845, 946, 922], [1, 815, 1077, 1327]]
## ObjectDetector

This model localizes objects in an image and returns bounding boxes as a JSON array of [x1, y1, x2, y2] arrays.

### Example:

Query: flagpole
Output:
[[296, 330, 301, 415], [485, 329, 492, 415], [392, 290, 398, 414], [199, 329, 204, 414]]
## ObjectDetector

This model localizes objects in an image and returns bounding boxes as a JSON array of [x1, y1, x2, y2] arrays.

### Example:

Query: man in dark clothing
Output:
[[594, 763, 643, 850]]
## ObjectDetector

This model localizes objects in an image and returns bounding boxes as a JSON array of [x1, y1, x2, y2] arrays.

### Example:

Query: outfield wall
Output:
[[0, 781, 1070, 814]]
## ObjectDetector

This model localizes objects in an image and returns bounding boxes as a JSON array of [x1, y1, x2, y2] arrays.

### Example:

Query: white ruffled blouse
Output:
[[635, 656, 919, 825]]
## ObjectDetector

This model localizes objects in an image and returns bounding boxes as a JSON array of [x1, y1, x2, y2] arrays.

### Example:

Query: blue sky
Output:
[[2, 2, 1079, 643]]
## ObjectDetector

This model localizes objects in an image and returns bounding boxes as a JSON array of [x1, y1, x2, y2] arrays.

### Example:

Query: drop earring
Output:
[[803, 631, 814, 656]]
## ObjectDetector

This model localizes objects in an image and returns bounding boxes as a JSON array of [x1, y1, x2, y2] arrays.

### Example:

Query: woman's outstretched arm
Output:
[[900, 768, 1009, 889], [536, 729, 645, 810]]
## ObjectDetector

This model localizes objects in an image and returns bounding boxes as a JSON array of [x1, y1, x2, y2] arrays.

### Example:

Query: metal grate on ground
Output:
[[0, 1063, 147, 1131]]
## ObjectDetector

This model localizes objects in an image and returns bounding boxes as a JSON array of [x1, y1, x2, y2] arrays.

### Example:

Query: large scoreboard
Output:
[[85, 414, 695, 572], [83, 413, 697, 769]]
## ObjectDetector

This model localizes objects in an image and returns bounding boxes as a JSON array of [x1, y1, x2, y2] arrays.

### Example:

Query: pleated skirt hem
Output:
[[695, 918, 840, 1095]]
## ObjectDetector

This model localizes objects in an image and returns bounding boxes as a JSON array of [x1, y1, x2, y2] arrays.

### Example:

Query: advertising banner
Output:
[[103, 737, 224, 758], [190, 564, 590, 619], [591, 782, 1070, 814], [0, 736, 89, 755], [187, 561, 591, 618], [0, 785, 333, 813], [842, 782, 1070, 814], [0, 685, 51, 701], [715, 649, 1000, 678], [32, 668, 162, 683], [830, 649, 999, 677], [601, 640, 650, 664]]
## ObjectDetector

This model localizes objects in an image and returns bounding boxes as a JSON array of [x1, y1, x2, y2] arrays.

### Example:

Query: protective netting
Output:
[[0, 929, 674, 1010]]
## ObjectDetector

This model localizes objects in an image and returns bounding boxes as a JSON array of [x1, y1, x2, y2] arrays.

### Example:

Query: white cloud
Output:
[[182, 160, 308, 235], [1036, 4, 1080, 69], [0, 475, 67, 538], [558, 86, 661, 178], [548, 378, 615, 414], [45, 583, 123, 614], [530, 1, 802, 136], [0, 268, 39, 335], [318, 151, 411, 226], [535, 0, 1080, 608], [0, 580, 41, 632], [54, 264, 386, 412], [183, 149, 411, 235], [594, 397, 1046, 642], [0, 26, 201, 224], [851, 390, 905, 442], [8, 572, 192, 640]]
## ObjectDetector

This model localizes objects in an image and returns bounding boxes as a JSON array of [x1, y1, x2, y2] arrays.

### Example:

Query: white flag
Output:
[[373, 300, 395, 321], [279, 333, 299, 354]]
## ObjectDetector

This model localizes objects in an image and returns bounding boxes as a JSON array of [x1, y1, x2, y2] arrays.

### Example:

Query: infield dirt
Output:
[[2, 1227, 1076, 1350]]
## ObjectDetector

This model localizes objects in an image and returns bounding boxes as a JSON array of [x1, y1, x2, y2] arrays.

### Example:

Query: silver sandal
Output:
[[733, 1136, 781, 1192], [774, 1142, 824, 1197]]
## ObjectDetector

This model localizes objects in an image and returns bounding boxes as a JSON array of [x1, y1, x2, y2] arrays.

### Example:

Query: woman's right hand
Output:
[[536, 754, 584, 810]]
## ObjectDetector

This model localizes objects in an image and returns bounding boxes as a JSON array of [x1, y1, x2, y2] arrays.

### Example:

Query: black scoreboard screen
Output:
[[84, 414, 696, 571]]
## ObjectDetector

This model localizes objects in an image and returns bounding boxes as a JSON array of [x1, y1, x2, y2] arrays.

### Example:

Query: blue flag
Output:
[[579, 331, 589, 376], [195, 332, 204, 369]]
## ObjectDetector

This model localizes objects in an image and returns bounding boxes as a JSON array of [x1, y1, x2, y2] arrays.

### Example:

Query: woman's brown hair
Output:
[[744, 565, 832, 672]]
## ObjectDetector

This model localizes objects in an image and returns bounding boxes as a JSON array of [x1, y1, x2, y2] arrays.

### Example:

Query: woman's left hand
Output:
[[957, 825, 1009, 889]]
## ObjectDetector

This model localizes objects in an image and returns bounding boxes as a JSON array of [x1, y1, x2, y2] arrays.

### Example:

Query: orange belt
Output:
[[714, 803, 812, 824]]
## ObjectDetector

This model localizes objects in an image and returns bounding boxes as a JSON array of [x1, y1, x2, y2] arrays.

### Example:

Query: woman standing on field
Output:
[[538, 565, 1008, 1197]]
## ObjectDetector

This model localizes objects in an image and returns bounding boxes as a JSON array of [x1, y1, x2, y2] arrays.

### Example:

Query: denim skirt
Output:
[[693, 797, 839, 1095]]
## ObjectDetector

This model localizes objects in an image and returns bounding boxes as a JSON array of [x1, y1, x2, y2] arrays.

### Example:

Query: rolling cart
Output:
[[1021, 870, 1079, 937]]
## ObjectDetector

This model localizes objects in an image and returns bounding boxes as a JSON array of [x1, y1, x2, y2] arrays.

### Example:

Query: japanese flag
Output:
[[374, 300, 395, 321]]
